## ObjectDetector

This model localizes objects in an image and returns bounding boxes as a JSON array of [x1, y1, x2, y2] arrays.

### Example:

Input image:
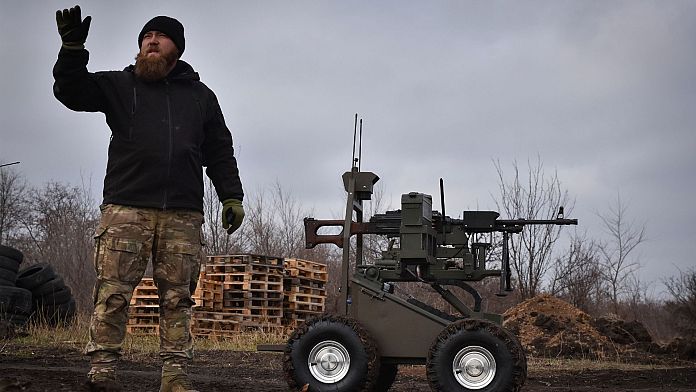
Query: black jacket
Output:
[[53, 48, 243, 212]]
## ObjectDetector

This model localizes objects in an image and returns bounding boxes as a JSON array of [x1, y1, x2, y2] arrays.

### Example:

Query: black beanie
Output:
[[138, 16, 185, 57]]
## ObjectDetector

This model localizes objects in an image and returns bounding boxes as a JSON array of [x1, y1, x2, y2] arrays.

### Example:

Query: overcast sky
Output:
[[1, 1, 695, 296]]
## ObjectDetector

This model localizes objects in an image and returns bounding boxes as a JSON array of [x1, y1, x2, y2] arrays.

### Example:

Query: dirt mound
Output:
[[503, 294, 611, 359], [502, 294, 659, 360], [592, 315, 653, 345], [665, 337, 696, 360]]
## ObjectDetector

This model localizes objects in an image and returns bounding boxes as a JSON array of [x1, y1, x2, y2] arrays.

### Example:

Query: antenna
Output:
[[440, 178, 446, 242], [439, 178, 446, 218], [0, 161, 20, 168], [358, 119, 363, 171], [352, 114, 358, 169]]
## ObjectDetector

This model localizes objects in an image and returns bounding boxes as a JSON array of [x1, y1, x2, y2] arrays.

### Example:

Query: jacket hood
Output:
[[124, 59, 199, 81]]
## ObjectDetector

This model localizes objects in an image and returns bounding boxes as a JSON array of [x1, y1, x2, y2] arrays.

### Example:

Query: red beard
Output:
[[134, 50, 178, 82]]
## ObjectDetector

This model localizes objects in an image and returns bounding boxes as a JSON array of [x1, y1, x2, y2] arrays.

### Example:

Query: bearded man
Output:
[[53, 6, 245, 392]]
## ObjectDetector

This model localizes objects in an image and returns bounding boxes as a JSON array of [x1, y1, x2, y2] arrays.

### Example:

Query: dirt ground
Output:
[[1, 343, 695, 391]]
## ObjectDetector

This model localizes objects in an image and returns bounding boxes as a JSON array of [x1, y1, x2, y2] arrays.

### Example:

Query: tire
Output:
[[426, 319, 527, 392], [39, 298, 76, 326], [35, 285, 72, 306], [374, 363, 398, 392], [284, 314, 380, 392], [16, 263, 56, 290], [32, 276, 66, 297], [0, 286, 33, 316], [0, 245, 23, 263], [0, 278, 15, 287], [0, 254, 21, 274], [1, 312, 28, 327], [0, 267, 17, 284]]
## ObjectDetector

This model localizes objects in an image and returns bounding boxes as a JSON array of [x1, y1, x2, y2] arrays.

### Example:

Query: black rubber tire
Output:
[[284, 314, 380, 392], [426, 319, 527, 392], [32, 276, 66, 297], [374, 363, 398, 392], [37, 297, 76, 326], [16, 263, 56, 290], [0, 286, 33, 316], [0, 245, 23, 263], [35, 285, 72, 306], [0, 278, 15, 287], [1, 312, 28, 327], [0, 254, 21, 274], [0, 267, 17, 284]]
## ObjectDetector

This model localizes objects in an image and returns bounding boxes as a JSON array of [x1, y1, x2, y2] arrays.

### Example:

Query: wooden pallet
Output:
[[282, 309, 324, 328], [281, 259, 328, 328], [192, 310, 283, 337], [284, 258, 329, 282], [193, 279, 224, 311], [283, 281, 327, 296], [284, 258, 328, 273], [126, 324, 159, 335], [128, 255, 330, 336], [207, 254, 283, 267], [128, 278, 159, 335]]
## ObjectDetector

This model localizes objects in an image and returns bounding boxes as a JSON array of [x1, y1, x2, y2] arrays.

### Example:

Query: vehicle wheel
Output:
[[0, 255, 21, 274], [283, 314, 380, 392], [0, 286, 33, 316], [32, 276, 66, 297], [374, 362, 398, 392], [426, 319, 527, 392], [0, 278, 14, 286], [16, 263, 56, 290], [0, 245, 23, 263]]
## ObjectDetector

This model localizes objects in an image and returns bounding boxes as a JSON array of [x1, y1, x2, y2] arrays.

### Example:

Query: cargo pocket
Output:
[[98, 236, 146, 284], [154, 242, 199, 286]]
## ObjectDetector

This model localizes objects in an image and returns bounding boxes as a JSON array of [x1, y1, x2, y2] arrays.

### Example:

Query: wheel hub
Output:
[[308, 340, 350, 383], [453, 345, 496, 389], [319, 352, 339, 371]]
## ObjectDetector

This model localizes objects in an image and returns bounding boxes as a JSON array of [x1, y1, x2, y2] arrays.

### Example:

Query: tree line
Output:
[[1, 160, 693, 342]]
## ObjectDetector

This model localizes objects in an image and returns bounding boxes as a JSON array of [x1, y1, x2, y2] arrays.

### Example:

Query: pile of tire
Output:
[[16, 262, 76, 325], [0, 245, 32, 328], [0, 244, 76, 328]]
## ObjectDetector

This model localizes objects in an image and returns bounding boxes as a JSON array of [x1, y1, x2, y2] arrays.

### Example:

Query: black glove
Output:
[[56, 5, 91, 50]]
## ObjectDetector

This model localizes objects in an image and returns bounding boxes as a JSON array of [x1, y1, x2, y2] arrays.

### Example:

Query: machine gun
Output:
[[282, 118, 578, 392], [304, 173, 576, 318]]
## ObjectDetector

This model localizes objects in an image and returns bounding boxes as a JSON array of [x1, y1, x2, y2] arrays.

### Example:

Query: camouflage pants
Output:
[[85, 204, 204, 362]]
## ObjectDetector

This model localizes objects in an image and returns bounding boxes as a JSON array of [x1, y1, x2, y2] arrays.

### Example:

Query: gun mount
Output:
[[282, 118, 577, 392]]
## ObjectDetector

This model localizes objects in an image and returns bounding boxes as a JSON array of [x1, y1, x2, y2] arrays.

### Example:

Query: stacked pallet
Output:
[[127, 278, 159, 335], [193, 254, 284, 337], [282, 258, 328, 328], [126, 255, 329, 337]]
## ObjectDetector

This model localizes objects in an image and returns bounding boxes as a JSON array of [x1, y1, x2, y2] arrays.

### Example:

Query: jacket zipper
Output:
[[129, 87, 137, 139], [163, 80, 172, 210]]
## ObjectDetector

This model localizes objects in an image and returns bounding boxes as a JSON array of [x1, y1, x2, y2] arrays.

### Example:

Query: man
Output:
[[53, 6, 245, 392]]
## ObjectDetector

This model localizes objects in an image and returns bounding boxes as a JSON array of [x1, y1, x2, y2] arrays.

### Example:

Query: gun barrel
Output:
[[497, 218, 578, 226]]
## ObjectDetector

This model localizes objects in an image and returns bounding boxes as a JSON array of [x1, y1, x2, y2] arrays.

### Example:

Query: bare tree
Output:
[[21, 180, 98, 311], [0, 164, 28, 243], [202, 178, 246, 255], [597, 194, 646, 313], [493, 157, 573, 299], [664, 268, 696, 338], [549, 230, 602, 312]]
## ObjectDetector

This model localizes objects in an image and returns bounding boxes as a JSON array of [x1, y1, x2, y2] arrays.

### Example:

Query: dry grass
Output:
[[6, 311, 287, 360], [528, 356, 679, 371]]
